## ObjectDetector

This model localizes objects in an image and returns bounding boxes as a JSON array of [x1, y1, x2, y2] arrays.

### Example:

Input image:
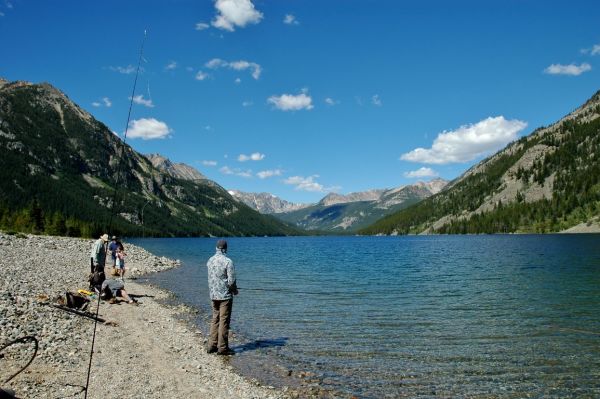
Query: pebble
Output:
[[0, 232, 296, 399]]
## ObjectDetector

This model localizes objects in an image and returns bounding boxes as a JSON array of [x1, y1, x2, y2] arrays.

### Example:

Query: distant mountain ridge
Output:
[[228, 190, 309, 214], [0, 78, 299, 237], [233, 179, 448, 232], [361, 89, 600, 235]]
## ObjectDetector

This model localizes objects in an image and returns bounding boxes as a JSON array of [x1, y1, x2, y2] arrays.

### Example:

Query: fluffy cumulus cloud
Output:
[[212, 0, 263, 32], [131, 95, 154, 108], [219, 166, 252, 178], [268, 91, 313, 111], [372, 94, 382, 106], [404, 167, 439, 178], [238, 152, 265, 162], [202, 160, 218, 166], [126, 118, 172, 140], [165, 61, 177, 70], [400, 116, 527, 164], [205, 58, 261, 80], [283, 14, 299, 25], [544, 63, 592, 76], [324, 97, 338, 106], [257, 169, 282, 179]]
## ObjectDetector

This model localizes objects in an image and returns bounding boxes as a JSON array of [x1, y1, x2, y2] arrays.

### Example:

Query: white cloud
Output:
[[109, 65, 136, 74], [212, 0, 263, 32], [324, 97, 338, 106], [268, 92, 313, 111], [195, 22, 210, 31], [235, 78, 242, 84], [131, 94, 154, 108], [127, 118, 172, 140], [581, 44, 600, 55], [165, 61, 177, 70], [372, 94, 382, 106], [242, 100, 253, 107], [404, 167, 439, 178], [238, 152, 265, 162], [220, 166, 253, 178], [400, 116, 528, 164], [195, 71, 209, 81], [543, 63, 592, 76], [284, 175, 339, 193], [202, 160, 218, 166], [229, 60, 262, 79], [206, 58, 228, 69], [205, 58, 261, 80], [92, 97, 111, 108], [283, 14, 299, 25], [257, 169, 282, 179]]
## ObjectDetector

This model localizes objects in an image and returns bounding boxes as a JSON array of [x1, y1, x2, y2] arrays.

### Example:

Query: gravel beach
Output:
[[0, 233, 293, 399]]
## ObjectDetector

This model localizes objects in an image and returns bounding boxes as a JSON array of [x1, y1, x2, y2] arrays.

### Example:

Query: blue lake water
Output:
[[131, 235, 600, 398]]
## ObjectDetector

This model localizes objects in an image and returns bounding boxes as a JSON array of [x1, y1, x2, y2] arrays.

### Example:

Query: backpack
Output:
[[88, 271, 106, 291], [65, 291, 90, 311]]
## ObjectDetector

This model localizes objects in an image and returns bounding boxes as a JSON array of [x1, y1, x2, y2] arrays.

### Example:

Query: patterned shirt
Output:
[[207, 249, 236, 300]]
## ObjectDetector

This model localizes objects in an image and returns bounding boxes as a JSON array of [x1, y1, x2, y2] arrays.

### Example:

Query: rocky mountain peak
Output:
[[228, 190, 308, 214], [145, 153, 206, 181]]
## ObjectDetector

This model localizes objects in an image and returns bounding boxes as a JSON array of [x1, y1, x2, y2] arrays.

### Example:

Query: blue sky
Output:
[[2, 0, 600, 203]]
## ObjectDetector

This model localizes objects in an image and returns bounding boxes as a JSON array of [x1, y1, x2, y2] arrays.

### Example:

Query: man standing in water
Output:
[[206, 239, 237, 356]]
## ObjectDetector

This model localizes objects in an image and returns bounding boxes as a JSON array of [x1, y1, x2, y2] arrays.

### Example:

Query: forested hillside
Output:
[[361, 90, 600, 235], [0, 78, 299, 237]]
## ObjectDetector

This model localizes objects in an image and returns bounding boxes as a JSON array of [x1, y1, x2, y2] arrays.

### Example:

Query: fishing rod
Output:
[[106, 29, 148, 232], [83, 29, 148, 399], [238, 287, 337, 296]]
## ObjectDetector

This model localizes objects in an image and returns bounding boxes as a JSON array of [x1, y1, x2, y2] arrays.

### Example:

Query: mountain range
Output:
[[1, 77, 598, 237], [0, 78, 298, 237], [362, 89, 600, 235], [230, 179, 448, 232]]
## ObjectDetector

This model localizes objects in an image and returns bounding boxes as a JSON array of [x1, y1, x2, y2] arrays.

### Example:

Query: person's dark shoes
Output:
[[206, 346, 218, 354], [217, 348, 235, 356]]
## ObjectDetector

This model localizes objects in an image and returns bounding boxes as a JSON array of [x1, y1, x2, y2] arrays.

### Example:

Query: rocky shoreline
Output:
[[0, 233, 298, 398]]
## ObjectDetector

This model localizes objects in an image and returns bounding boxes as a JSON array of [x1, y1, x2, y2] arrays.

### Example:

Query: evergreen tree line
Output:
[[361, 114, 600, 234]]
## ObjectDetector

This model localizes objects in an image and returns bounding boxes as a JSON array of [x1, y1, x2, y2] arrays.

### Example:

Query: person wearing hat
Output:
[[206, 239, 238, 356], [90, 233, 109, 273]]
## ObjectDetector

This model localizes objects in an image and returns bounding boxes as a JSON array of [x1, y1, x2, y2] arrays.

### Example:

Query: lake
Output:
[[132, 235, 600, 398]]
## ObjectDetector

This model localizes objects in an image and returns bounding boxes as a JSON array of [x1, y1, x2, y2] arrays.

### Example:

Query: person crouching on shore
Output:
[[206, 239, 238, 356], [101, 278, 137, 305]]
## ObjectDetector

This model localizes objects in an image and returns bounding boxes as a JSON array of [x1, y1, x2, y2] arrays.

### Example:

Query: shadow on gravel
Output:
[[232, 337, 288, 353]]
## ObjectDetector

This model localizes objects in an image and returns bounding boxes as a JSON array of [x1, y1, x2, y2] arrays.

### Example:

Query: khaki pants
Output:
[[208, 299, 233, 351]]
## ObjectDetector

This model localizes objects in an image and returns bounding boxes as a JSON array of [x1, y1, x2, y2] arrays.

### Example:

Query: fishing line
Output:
[[83, 289, 102, 399], [84, 29, 148, 399], [106, 29, 148, 232], [238, 287, 335, 296]]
